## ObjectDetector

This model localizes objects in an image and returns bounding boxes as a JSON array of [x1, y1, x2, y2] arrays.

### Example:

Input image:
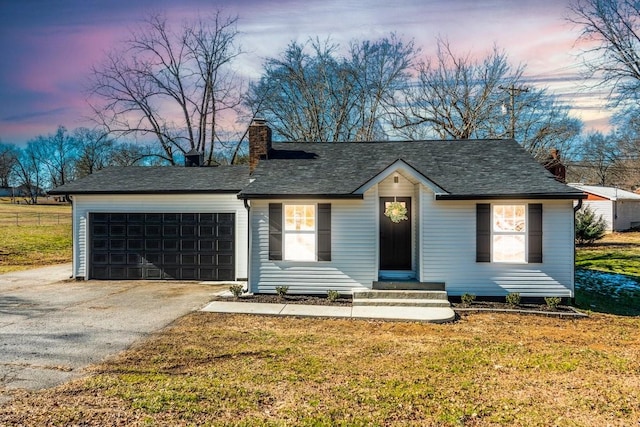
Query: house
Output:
[[50, 119, 585, 298], [568, 184, 640, 232]]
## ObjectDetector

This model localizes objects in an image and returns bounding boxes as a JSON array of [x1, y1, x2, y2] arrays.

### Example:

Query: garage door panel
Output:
[[145, 267, 162, 279], [93, 239, 108, 250], [217, 240, 233, 252], [110, 253, 128, 264], [92, 224, 108, 236], [92, 253, 108, 264], [216, 268, 234, 281], [110, 240, 126, 251], [90, 212, 235, 280], [163, 225, 179, 237], [181, 240, 197, 251], [218, 254, 233, 267]]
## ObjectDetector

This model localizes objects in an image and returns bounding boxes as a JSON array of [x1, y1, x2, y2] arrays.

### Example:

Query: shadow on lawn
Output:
[[574, 269, 640, 316]]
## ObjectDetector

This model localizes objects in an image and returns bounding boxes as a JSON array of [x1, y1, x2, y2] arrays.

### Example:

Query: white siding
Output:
[[71, 194, 248, 279], [250, 193, 377, 294], [614, 200, 640, 231], [581, 200, 614, 231], [420, 193, 575, 297]]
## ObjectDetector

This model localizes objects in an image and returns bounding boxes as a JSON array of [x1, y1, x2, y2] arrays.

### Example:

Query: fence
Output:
[[0, 211, 72, 226]]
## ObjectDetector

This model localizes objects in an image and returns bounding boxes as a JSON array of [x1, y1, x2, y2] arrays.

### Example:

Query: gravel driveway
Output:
[[0, 264, 224, 404]]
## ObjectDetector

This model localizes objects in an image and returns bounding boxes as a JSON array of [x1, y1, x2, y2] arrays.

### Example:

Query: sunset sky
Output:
[[0, 0, 610, 145]]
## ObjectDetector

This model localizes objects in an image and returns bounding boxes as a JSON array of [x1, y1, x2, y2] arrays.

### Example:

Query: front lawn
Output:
[[575, 232, 640, 316], [1, 312, 639, 426]]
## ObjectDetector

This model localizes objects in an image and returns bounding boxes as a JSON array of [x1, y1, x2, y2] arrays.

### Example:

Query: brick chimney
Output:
[[249, 118, 272, 173], [543, 148, 567, 183]]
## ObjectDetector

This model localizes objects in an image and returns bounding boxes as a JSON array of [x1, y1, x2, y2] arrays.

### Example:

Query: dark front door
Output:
[[379, 197, 412, 270]]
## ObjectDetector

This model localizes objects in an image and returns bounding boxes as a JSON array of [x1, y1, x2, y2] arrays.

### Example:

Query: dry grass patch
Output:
[[2, 312, 639, 426], [0, 202, 72, 273]]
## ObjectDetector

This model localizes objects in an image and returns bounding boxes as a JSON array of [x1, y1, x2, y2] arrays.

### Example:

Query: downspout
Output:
[[573, 198, 582, 212], [243, 198, 251, 293], [571, 197, 583, 305]]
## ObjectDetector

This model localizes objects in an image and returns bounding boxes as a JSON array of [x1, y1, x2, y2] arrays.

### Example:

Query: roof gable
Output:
[[353, 159, 447, 195]]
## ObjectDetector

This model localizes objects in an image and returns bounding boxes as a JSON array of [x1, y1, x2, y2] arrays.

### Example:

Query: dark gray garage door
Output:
[[89, 213, 235, 280]]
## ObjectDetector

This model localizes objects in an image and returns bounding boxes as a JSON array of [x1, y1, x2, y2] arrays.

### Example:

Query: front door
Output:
[[379, 197, 412, 270]]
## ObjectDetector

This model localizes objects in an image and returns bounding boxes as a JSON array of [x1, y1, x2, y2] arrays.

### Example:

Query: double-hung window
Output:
[[492, 204, 526, 263], [284, 204, 316, 261], [269, 203, 332, 262], [476, 203, 542, 264]]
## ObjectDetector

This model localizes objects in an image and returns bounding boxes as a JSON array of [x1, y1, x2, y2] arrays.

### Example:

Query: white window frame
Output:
[[491, 204, 527, 263], [283, 203, 317, 262]]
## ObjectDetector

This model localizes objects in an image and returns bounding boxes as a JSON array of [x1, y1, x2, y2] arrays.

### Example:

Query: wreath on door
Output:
[[384, 199, 408, 223]]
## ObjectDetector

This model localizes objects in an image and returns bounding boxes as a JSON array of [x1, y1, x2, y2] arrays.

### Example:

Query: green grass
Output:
[[0, 202, 72, 273], [575, 232, 640, 316]]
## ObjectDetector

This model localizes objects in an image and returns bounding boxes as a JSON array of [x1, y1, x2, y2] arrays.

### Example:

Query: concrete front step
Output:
[[373, 281, 445, 291], [353, 289, 451, 308], [353, 298, 451, 308], [353, 290, 449, 301]]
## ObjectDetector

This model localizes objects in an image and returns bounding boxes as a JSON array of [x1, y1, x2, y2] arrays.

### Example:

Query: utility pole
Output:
[[500, 85, 529, 139]]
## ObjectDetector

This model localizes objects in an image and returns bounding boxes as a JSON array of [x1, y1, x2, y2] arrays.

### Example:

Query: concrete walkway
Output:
[[201, 300, 456, 323]]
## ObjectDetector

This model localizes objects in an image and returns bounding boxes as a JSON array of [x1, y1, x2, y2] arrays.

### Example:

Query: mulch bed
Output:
[[212, 293, 585, 316], [213, 293, 353, 306]]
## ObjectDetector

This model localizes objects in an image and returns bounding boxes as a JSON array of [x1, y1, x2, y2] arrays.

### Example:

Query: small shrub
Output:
[[229, 284, 244, 298], [505, 292, 521, 306], [545, 296, 562, 310], [275, 285, 289, 298], [575, 205, 607, 245], [327, 290, 340, 302], [461, 293, 476, 306]]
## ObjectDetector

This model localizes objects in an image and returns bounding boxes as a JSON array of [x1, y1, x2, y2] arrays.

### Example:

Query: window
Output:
[[492, 205, 526, 263], [269, 203, 331, 262], [284, 204, 316, 261], [476, 203, 542, 264]]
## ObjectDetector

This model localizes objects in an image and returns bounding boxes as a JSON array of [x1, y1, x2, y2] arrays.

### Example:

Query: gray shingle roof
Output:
[[238, 140, 584, 200], [49, 165, 249, 194]]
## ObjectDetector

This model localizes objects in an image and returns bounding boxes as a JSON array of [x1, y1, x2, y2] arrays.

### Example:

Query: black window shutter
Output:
[[317, 203, 331, 261], [528, 203, 543, 263], [268, 203, 282, 260], [476, 204, 491, 262]]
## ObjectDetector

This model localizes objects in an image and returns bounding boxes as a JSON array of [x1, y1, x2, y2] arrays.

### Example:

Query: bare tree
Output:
[[0, 142, 18, 188], [31, 126, 77, 188], [246, 35, 417, 142], [13, 143, 43, 204], [89, 11, 243, 164], [395, 40, 522, 139], [348, 34, 418, 141], [568, 0, 640, 105], [571, 131, 624, 185], [73, 128, 114, 178], [394, 39, 582, 159]]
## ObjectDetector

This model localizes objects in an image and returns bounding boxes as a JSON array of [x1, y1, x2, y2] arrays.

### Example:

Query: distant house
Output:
[[569, 184, 640, 232], [51, 120, 585, 298], [0, 187, 14, 197]]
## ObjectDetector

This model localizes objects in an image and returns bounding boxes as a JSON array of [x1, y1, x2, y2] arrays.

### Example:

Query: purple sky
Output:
[[0, 0, 608, 145]]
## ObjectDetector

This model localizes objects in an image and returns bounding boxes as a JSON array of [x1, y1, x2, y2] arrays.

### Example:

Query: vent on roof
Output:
[[185, 150, 204, 167]]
